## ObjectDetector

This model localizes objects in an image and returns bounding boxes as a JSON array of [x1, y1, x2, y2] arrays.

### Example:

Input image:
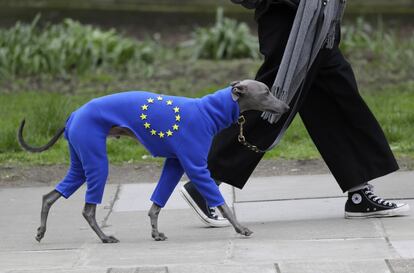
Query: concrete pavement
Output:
[[1, 171, 413, 273]]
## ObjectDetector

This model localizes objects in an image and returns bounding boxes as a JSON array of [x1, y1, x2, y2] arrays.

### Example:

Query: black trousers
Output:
[[207, 4, 398, 192]]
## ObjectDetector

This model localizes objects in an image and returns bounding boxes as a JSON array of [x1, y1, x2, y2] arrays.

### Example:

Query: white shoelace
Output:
[[209, 207, 219, 219], [363, 184, 394, 207]]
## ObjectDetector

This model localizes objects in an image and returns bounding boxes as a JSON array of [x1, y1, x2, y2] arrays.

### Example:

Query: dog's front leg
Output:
[[148, 203, 167, 241], [82, 203, 119, 243], [218, 203, 253, 236], [36, 190, 62, 242]]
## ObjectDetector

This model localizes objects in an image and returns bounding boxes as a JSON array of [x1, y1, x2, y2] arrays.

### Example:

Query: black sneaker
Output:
[[345, 184, 410, 218], [180, 181, 230, 227]]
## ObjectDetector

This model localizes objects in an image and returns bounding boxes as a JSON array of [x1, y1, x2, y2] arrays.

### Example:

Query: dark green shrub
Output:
[[186, 8, 259, 60], [0, 15, 156, 78]]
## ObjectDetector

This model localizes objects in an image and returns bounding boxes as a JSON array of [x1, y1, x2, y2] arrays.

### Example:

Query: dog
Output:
[[18, 80, 289, 243]]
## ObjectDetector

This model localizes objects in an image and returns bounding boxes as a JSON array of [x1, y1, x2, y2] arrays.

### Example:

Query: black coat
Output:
[[207, 3, 398, 191]]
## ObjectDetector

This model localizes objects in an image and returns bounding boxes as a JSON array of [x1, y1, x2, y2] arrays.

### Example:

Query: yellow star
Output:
[[173, 106, 180, 113], [166, 130, 173, 137], [141, 104, 148, 110], [140, 113, 147, 120], [147, 98, 154, 103], [158, 131, 165, 138], [157, 96, 163, 101], [143, 122, 151, 129], [166, 100, 173, 105], [172, 124, 179, 131], [175, 115, 181, 122], [150, 129, 157, 135]]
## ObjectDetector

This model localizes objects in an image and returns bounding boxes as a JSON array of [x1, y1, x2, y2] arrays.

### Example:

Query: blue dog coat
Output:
[[55, 87, 239, 207]]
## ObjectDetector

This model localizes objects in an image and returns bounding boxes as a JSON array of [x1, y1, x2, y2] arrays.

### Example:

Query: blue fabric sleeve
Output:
[[150, 158, 184, 207], [178, 152, 225, 207]]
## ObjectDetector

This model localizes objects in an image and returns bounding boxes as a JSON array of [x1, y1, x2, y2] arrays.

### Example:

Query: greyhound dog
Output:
[[18, 80, 289, 243]]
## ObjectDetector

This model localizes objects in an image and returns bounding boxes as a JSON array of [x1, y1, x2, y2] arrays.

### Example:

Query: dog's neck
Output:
[[197, 87, 240, 135], [235, 99, 252, 114]]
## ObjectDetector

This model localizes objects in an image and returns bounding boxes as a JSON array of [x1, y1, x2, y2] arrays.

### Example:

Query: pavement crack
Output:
[[274, 263, 282, 273], [74, 243, 96, 267], [374, 218, 401, 258], [224, 238, 235, 263], [385, 259, 397, 273], [101, 183, 121, 228]]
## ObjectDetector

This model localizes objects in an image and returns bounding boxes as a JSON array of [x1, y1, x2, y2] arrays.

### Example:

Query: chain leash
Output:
[[237, 115, 266, 154]]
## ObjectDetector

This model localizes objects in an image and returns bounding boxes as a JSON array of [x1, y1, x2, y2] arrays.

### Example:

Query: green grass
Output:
[[1, 81, 413, 165]]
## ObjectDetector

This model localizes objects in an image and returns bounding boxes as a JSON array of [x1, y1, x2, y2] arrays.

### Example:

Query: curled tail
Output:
[[17, 119, 65, 153]]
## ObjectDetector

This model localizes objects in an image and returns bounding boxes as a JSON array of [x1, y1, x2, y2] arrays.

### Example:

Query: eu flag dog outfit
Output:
[[56, 87, 239, 206]]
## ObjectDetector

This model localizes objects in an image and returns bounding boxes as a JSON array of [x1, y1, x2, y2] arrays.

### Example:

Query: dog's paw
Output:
[[236, 226, 253, 237], [152, 232, 168, 241], [35, 226, 46, 242], [102, 235, 120, 243]]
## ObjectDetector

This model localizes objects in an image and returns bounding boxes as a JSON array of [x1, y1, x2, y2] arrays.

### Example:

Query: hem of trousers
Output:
[[338, 163, 400, 193]]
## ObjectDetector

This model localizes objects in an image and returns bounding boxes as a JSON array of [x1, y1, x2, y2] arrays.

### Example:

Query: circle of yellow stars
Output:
[[139, 95, 181, 139]]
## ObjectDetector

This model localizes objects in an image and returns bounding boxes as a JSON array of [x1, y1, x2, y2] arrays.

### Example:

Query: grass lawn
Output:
[[1, 80, 413, 165]]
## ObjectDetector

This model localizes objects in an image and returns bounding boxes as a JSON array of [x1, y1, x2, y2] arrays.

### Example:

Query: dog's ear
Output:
[[230, 80, 240, 87], [231, 81, 247, 101]]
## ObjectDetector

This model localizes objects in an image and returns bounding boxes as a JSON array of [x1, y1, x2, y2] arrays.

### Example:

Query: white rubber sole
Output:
[[179, 186, 230, 227], [345, 203, 410, 219]]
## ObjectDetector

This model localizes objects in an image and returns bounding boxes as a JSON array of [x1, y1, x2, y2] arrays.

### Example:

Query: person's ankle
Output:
[[348, 183, 367, 193]]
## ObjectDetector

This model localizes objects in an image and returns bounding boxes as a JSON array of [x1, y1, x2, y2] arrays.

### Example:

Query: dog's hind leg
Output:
[[36, 190, 62, 242], [82, 203, 119, 243], [148, 203, 167, 241]]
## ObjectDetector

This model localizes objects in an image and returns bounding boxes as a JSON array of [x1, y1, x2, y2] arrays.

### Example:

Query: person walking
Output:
[[180, 0, 410, 227]]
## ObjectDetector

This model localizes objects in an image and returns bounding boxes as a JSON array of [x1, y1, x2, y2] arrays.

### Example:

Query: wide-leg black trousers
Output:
[[207, 4, 398, 192]]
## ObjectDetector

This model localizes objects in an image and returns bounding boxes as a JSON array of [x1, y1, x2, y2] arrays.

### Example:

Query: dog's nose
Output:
[[274, 100, 290, 114], [281, 102, 290, 113]]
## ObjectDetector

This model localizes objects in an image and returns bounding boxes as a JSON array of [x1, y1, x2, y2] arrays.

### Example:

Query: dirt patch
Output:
[[1, 157, 413, 188]]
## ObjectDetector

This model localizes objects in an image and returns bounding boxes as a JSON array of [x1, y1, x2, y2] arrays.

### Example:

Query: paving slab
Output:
[[231, 238, 400, 263], [108, 266, 168, 273], [389, 240, 414, 259], [167, 264, 276, 273], [0, 185, 118, 251], [278, 260, 391, 273], [235, 219, 383, 241], [380, 202, 414, 240], [234, 197, 346, 222], [236, 171, 414, 202], [0, 185, 118, 272], [236, 175, 342, 202], [113, 182, 233, 212], [0, 248, 80, 272], [84, 209, 235, 267], [235, 198, 413, 223], [386, 259, 414, 273], [7, 269, 105, 273]]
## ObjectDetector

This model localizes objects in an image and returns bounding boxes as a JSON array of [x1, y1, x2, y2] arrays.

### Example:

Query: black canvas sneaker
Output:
[[180, 182, 230, 227], [345, 184, 410, 218]]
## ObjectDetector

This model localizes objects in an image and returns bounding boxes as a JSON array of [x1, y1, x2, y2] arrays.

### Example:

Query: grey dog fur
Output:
[[19, 80, 289, 243]]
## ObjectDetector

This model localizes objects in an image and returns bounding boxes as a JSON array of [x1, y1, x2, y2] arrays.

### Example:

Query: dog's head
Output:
[[230, 80, 290, 114]]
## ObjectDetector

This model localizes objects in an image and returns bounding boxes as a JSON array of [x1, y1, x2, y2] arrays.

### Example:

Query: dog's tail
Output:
[[17, 119, 65, 153]]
